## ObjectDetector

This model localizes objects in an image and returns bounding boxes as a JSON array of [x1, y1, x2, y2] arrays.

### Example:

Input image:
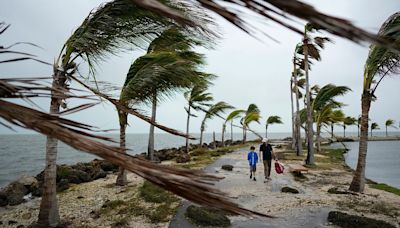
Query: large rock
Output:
[[281, 186, 299, 194], [15, 175, 39, 193], [98, 160, 118, 172], [221, 165, 233, 171], [155, 149, 179, 161], [0, 182, 29, 206], [328, 211, 395, 228]]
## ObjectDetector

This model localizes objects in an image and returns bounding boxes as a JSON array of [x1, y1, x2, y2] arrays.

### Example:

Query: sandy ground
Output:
[[0, 173, 168, 228], [170, 147, 400, 228]]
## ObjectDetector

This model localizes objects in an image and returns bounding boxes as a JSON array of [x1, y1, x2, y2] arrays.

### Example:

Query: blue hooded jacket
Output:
[[247, 151, 258, 166]]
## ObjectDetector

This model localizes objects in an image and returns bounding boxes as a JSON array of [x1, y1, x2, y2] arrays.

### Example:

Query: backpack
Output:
[[275, 161, 284, 174]]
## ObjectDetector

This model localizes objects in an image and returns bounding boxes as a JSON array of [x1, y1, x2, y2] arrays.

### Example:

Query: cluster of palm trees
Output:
[[368, 119, 398, 137], [1, 0, 399, 226]]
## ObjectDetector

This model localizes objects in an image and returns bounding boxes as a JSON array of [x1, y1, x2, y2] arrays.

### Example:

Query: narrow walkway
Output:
[[169, 148, 334, 228]]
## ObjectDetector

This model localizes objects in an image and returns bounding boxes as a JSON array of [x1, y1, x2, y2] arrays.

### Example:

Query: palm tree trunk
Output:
[[265, 125, 268, 138], [293, 62, 302, 156], [200, 129, 204, 147], [213, 131, 216, 148], [349, 94, 371, 192], [357, 124, 360, 137], [116, 109, 128, 186], [304, 36, 315, 165], [37, 69, 65, 227], [147, 94, 157, 160], [386, 126, 388, 136], [231, 121, 233, 141], [290, 78, 296, 149], [316, 124, 321, 153], [243, 126, 247, 143], [331, 124, 334, 138], [222, 123, 226, 147], [343, 125, 346, 137], [185, 105, 191, 153]]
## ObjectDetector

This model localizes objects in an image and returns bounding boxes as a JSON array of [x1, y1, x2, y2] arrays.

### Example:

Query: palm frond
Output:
[[385, 119, 396, 127], [225, 109, 246, 123], [313, 84, 351, 111], [266, 115, 283, 125], [371, 122, 380, 130]]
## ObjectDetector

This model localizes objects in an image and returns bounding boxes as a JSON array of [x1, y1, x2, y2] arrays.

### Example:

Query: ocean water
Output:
[[0, 132, 291, 188], [332, 140, 400, 188]]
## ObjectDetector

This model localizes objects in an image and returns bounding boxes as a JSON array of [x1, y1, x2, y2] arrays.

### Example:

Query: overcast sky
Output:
[[1, 0, 399, 135]]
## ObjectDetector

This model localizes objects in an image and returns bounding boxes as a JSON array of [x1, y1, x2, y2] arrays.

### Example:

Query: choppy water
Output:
[[332, 140, 400, 188], [0, 132, 291, 188]]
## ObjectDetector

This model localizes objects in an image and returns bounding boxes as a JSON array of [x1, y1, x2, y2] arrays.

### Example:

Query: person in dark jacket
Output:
[[259, 138, 275, 181]]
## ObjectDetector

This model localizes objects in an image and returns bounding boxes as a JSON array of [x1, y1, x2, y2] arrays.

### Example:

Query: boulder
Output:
[[0, 191, 8, 206], [176, 153, 191, 163], [155, 149, 179, 161], [328, 187, 358, 195], [1, 181, 29, 206], [221, 165, 233, 171], [281, 186, 299, 194], [56, 179, 70, 192], [328, 211, 395, 228], [98, 160, 118, 172], [16, 175, 39, 193], [90, 168, 107, 180]]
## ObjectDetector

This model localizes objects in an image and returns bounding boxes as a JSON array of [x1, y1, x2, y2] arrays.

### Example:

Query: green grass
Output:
[[100, 200, 126, 214], [370, 183, 400, 196], [139, 181, 179, 204]]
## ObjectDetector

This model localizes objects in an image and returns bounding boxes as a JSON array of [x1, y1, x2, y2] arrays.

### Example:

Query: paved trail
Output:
[[169, 148, 334, 228]]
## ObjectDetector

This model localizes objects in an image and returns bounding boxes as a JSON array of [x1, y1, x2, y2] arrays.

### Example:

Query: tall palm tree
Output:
[[184, 84, 214, 152], [222, 109, 245, 146], [370, 122, 380, 137], [350, 12, 400, 193], [265, 115, 283, 138], [117, 46, 206, 184], [357, 116, 362, 137], [385, 119, 396, 136], [199, 101, 234, 146], [144, 28, 209, 162], [38, 2, 178, 225], [241, 104, 261, 143], [343, 116, 357, 137], [297, 23, 331, 165]]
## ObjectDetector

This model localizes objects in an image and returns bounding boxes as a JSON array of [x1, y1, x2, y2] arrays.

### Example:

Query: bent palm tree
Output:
[[343, 116, 357, 137], [385, 119, 396, 136], [199, 101, 234, 146], [184, 84, 214, 151], [328, 110, 345, 138], [298, 23, 331, 164], [350, 12, 400, 193], [241, 104, 261, 143], [370, 122, 380, 137], [265, 115, 283, 138], [223, 109, 245, 146]]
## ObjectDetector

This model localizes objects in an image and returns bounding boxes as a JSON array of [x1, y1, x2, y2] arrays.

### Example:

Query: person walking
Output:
[[247, 146, 258, 181], [259, 138, 275, 181]]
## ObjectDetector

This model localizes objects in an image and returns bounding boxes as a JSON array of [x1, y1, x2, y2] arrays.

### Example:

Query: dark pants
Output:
[[263, 159, 272, 178]]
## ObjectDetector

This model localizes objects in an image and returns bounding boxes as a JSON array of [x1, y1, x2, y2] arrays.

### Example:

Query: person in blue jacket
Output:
[[247, 146, 258, 181]]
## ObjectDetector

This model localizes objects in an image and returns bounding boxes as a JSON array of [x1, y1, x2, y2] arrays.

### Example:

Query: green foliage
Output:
[[185, 205, 231, 227], [385, 119, 396, 127], [370, 183, 400, 196], [185, 84, 214, 112], [371, 122, 380, 130], [363, 12, 400, 92], [266, 115, 283, 126], [139, 181, 178, 204], [201, 101, 234, 131]]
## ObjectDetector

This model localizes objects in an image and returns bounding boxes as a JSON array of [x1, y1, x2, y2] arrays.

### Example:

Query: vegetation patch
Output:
[[185, 205, 231, 227], [370, 183, 400, 196], [111, 216, 129, 228], [291, 172, 308, 182], [327, 211, 395, 228], [337, 198, 399, 218], [100, 200, 126, 214], [148, 203, 178, 223], [281, 186, 299, 194], [139, 181, 178, 204]]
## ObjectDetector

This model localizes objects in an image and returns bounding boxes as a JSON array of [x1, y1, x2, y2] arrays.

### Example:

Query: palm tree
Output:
[[385, 119, 396, 136], [38, 2, 178, 225], [241, 104, 261, 143], [328, 110, 345, 138], [349, 12, 400, 193], [184, 84, 214, 151], [297, 23, 331, 165], [265, 115, 283, 138], [357, 116, 362, 137], [370, 122, 380, 137], [117, 40, 206, 184], [199, 101, 234, 146], [310, 84, 350, 152], [343, 116, 357, 137], [222, 109, 245, 146]]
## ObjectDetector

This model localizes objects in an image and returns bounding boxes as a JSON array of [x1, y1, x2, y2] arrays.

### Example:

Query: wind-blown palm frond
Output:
[[266, 115, 283, 125], [312, 84, 351, 111], [243, 111, 261, 126], [364, 12, 400, 94], [129, 0, 392, 46], [371, 122, 380, 130], [201, 101, 234, 131], [246, 103, 260, 114], [225, 109, 246, 123], [185, 84, 214, 112], [385, 119, 396, 127]]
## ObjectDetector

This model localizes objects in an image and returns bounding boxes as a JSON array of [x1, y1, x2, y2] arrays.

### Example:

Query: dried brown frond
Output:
[[0, 99, 272, 218]]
